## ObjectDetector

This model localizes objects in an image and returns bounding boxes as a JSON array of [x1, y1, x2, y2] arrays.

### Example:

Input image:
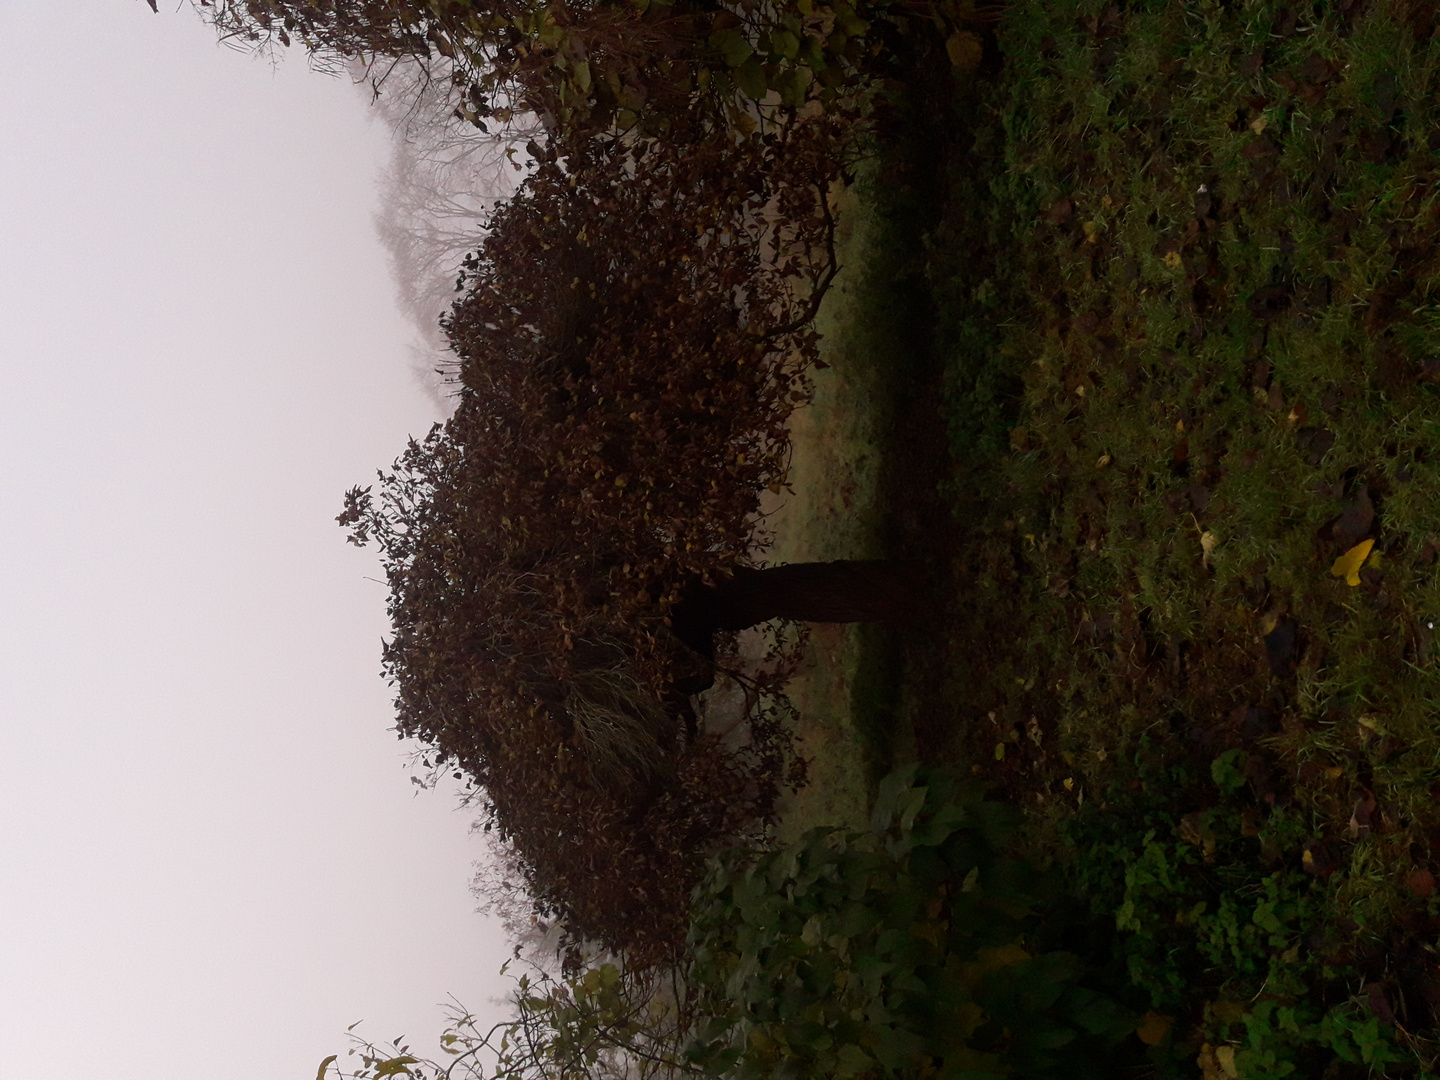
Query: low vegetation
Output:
[[862, 0, 1440, 1073]]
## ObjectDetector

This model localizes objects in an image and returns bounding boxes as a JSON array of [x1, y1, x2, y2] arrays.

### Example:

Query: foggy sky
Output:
[[0, 3, 513, 1077]]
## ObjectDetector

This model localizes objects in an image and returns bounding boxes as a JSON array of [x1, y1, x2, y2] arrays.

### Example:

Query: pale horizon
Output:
[[0, 4, 514, 1077]]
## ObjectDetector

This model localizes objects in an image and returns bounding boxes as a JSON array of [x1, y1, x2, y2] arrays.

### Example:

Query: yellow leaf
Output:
[[1215, 1045, 1239, 1078], [1136, 1011, 1174, 1046], [1197, 1044, 1222, 1080], [1330, 538, 1374, 587], [945, 31, 984, 72]]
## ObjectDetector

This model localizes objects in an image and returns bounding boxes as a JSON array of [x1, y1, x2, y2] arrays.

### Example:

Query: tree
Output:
[[365, 55, 539, 402], [190, 0, 896, 974], [190, 0, 883, 140], [337, 104, 910, 962], [470, 826, 575, 969]]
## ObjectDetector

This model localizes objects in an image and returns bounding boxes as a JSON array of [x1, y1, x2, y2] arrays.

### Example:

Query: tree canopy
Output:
[[338, 110, 855, 960]]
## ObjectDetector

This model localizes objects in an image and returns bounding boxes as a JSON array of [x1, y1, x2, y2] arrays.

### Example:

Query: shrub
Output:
[[319, 768, 1141, 1080], [196, 0, 888, 138], [685, 766, 1137, 1079], [338, 112, 852, 964]]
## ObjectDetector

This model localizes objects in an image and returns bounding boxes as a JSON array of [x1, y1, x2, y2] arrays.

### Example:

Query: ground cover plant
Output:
[[868, 0, 1440, 1073], [685, 765, 1140, 1080]]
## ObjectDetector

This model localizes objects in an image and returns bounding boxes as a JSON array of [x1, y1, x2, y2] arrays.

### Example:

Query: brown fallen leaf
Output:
[[945, 31, 984, 72], [1348, 794, 1376, 839], [1332, 486, 1375, 550], [1136, 1011, 1174, 1046], [1303, 841, 1339, 877]]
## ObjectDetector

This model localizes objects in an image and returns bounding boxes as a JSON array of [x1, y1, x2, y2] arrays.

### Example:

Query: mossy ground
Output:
[[784, 0, 1440, 1072]]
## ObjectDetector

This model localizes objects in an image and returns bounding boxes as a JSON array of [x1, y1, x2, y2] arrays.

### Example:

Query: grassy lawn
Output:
[[764, 176, 908, 842], [787, 0, 1440, 1072]]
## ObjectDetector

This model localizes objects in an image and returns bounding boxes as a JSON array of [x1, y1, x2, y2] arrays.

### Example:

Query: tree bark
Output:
[[670, 561, 924, 696]]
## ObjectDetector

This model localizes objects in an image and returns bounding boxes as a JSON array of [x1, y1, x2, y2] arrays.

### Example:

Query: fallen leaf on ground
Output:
[[1136, 1011, 1174, 1046], [945, 31, 983, 71], [1302, 841, 1339, 877], [1331, 538, 1374, 586], [1198, 1043, 1239, 1080]]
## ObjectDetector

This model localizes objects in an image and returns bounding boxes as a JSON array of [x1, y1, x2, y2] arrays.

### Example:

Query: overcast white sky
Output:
[[0, 3, 514, 1076]]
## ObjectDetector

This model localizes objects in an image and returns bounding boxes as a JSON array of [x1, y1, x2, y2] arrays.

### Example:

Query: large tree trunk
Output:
[[679, 561, 923, 633], [669, 561, 925, 698]]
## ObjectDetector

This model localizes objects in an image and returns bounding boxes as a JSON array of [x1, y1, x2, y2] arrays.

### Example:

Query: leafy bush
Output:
[[321, 959, 697, 1080], [337, 110, 854, 963], [196, 0, 892, 138], [318, 768, 1143, 1080], [685, 766, 1137, 1079], [1067, 747, 1411, 1078]]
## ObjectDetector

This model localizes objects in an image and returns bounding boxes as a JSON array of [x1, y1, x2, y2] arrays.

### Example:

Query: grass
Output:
[[781, 0, 1440, 1072], [763, 174, 897, 841]]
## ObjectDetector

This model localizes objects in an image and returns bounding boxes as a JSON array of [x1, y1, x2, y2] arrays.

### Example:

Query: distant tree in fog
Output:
[[470, 826, 571, 969], [362, 57, 539, 403]]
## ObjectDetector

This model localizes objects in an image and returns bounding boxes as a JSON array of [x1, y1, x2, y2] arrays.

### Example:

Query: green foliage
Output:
[[1046, 725, 1426, 1074], [686, 766, 1137, 1079], [313, 771, 1150, 1080], [317, 960, 700, 1080]]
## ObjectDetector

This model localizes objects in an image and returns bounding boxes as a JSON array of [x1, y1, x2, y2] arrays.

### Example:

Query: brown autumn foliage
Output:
[[195, 0, 879, 137], [338, 112, 853, 963], [198, 0, 893, 967]]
